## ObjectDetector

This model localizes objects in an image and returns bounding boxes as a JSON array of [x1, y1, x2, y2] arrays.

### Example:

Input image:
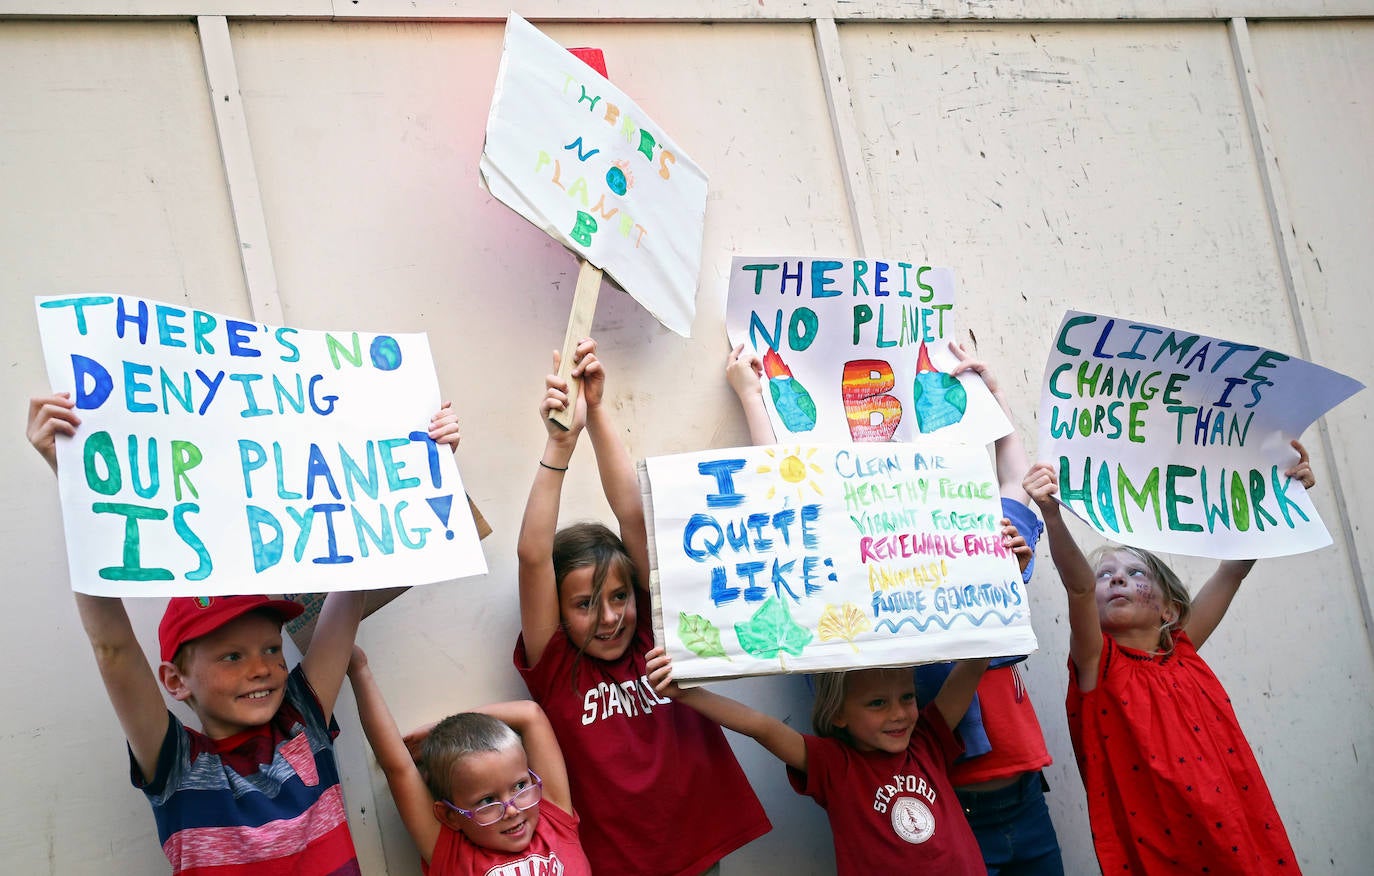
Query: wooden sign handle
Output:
[[548, 259, 603, 430]]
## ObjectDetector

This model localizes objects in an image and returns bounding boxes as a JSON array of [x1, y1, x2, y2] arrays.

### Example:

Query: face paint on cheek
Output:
[[1135, 580, 1161, 607]]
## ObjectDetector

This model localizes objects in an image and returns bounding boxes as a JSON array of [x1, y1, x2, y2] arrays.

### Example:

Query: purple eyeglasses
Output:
[[442, 770, 543, 826]]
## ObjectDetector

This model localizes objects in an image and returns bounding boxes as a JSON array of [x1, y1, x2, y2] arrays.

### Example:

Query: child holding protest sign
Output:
[[647, 647, 989, 875], [347, 647, 590, 875], [730, 341, 1067, 874], [26, 391, 461, 875], [1023, 444, 1315, 874], [514, 338, 770, 876]]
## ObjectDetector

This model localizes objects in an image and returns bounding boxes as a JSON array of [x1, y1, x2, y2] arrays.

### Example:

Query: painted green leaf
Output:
[[678, 612, 730, 660], [734, 597, 813, 660]]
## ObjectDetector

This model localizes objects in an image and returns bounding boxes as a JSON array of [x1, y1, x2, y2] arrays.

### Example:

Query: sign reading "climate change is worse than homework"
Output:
[[1037, 310, 1362, 559], [36, 293, 486, 597]]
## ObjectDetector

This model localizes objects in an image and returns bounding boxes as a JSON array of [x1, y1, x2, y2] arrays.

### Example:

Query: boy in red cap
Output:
[[27, 392, 460, 875]]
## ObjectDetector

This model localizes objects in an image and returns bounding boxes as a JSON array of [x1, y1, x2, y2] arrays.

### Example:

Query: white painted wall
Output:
[[1, 6, 1370, 874]]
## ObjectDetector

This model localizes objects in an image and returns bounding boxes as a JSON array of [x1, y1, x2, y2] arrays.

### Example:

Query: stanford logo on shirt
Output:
[[483, 852, 563, 876], [890, 797, 936, 844], [872, 772, 937, 813], [579, 674, 671, 725]]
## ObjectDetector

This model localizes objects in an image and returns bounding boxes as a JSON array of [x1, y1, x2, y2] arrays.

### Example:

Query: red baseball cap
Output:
[[158, 595, 305, 663]]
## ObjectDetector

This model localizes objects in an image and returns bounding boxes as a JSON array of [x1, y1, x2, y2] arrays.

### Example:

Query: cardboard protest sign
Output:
[[1037, 311, 1363, 558], [480, 13, 709, 337], [35, 293, 488, 597], [646, 442, 1037, 683], [725, 256, 1012, 445]]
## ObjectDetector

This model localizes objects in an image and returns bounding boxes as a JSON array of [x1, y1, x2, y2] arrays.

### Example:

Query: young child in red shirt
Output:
[[347, 647, 589, 875], [648, 649, 989, 875], [1024, 445, 1314, 874], [730, 340, 1066, 874], [513, 339, 770, 876]]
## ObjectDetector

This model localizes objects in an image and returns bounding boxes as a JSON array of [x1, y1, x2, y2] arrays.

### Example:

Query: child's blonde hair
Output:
[[1089, 544, 1193, 654], [419, 713, 521, 803], [811, 667, 914, 743], [811, 672, 851, 741]]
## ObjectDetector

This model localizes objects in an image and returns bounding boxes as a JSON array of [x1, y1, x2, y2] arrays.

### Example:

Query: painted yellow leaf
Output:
[[817, 602, 869, 652]]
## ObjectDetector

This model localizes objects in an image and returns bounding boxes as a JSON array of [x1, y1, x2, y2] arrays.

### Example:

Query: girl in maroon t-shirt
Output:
[[514, 338, 770, 876], [1024, 444, 1315, 875]]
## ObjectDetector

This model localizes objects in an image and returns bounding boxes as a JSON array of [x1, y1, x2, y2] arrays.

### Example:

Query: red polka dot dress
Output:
[[1066, 631, 1300, 874]]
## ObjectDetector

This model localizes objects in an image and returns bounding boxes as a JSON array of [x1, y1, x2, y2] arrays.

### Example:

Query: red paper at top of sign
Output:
[[568, 47, 608, 78]]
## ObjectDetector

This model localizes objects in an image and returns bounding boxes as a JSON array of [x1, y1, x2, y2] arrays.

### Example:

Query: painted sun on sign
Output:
[[758, 446, 825, 501]]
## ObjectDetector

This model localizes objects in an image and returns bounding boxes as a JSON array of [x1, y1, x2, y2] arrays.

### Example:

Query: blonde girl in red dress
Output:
[[1023, 441, 1314, 874]]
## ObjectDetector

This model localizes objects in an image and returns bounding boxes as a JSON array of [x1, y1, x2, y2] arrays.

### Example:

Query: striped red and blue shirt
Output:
[[133, 666, 359, 875]]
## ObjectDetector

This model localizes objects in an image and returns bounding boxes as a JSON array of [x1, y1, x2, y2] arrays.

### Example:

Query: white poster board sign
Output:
[[725, 256, 1012, 445], [1037, 310, 1363, 558], [480, 13, 709, 337], [647, 442, 1037, 683], [36, 293, 488, 596]]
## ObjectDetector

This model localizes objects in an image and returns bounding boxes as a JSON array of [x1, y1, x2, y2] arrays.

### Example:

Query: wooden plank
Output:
[[1229, 16, 1372, 643], [197, 15, 285, 323], [547, 259, 603, 431], [814, 16, 882, 257]]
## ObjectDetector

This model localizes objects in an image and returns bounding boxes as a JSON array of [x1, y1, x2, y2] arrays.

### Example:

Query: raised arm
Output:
[[646, 647, 807, 772], [471, 700, 573, 816], [1184, 559, 1256, 650], [577, 339, 651, 592], [300, 590, 366, 722], [347, 648, 441, 860], [949, 342, 1030, 503], [1024, 462, 1103, 689], [932, 657, 990, 730], [28, 393, 170, 780], [82, 595, 172, 785], [1186, 439, 1315, 649], [727, 344, 778, 446], [517, 353, 584, 664]]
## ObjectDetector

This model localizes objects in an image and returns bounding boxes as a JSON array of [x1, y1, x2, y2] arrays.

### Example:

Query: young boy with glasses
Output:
[[347, 647, 590, 875]]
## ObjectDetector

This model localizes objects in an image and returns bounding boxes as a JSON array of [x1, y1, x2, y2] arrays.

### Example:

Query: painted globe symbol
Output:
[[912, 341, 968, 433]]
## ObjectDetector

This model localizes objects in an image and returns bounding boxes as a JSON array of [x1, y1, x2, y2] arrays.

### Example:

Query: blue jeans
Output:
[[956, 771, 1065, 876]]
